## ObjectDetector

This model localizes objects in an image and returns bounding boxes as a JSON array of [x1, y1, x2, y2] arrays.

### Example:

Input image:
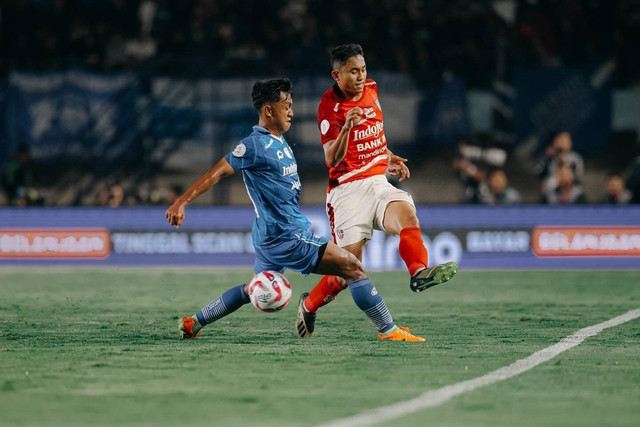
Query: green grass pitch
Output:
[[1, 268, 639, 426]]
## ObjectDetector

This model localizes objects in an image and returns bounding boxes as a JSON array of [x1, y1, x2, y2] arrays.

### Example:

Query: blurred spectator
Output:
[[452, 141, 506, 203], [602, 174, 632, 204], [536, 131, 584, 185], [541, 164, 587, 204], [165, 184, 183, 205], [626, 156, 640, 204], [94, 181, 125, 208], [108, 184, 125, 208], [1, 144, 35, 206], [94, 185, 111, 206], [452, 157, 486, 204], [478, 169, 522, 205]]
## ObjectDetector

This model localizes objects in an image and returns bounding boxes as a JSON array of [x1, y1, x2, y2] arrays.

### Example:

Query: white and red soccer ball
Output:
[[248, 271, 292, 312]]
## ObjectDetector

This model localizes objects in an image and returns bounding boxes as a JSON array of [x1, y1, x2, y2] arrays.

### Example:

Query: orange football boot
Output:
[[378, 326, 425, 342], [179, 317, 201, 339]]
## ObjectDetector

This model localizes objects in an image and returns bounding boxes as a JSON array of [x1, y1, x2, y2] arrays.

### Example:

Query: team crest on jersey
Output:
[[283, 147, 293, 159], [333, 102, 340, 112], [363, 107, 376, 119], [337, 229, 344, 239], [320, 119, 330, 135], [232, 143, 246, 157]]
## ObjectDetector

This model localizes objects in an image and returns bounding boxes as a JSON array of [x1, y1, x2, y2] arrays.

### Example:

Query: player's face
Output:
[[333, 55, 367, 98], [268, 92, 294, 136]]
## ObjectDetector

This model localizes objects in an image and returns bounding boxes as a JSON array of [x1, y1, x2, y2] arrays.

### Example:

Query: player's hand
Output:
[[388, 152, 410, 182], [165, 202, 187, 228], [343, 107, 364, 130]]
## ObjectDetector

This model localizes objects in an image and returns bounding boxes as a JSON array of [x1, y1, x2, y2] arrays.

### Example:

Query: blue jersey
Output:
[[225, 126, 312, 246]]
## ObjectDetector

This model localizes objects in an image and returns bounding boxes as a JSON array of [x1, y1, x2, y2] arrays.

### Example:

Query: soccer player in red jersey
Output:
[[295, 44, 458, 340]]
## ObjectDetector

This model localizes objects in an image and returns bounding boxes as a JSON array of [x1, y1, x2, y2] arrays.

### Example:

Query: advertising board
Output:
[[0, 206, 638, 269]]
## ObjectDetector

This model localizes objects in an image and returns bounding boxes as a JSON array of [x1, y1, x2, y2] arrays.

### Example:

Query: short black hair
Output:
[[330, 44, 364, 68], [251, 78, 292, 110]]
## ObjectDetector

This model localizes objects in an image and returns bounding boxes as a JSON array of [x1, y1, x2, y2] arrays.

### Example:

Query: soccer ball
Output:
[[248, 271, 292, 312]]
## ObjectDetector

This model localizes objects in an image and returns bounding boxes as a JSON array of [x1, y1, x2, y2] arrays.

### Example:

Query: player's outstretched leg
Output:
[[312, 242, 424, 342], [179, 316, 201, 339], [348, 277, 425, 342], [378, 326, 425, 342], [295, 293, 315, 337], [295, 275, 343, 338], [179, 284, 250, 339], [398, 226, 430, 279], [410, 262, 458, 293]]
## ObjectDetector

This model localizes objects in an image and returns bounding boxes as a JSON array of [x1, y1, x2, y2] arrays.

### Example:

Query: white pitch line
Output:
[[320, 308, 640, 427]]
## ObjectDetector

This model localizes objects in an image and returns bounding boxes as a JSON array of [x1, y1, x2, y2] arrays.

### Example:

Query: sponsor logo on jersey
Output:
[[356, 137, 385, 152], [363, 107, 376, 119], [358, 144, 387, 159], [353, 121, 384, 141], [333, 102, 340, 112], [290, 179, 301, 190], [277, 150, 284, 159], [320, 119, 330, 135], [232, 143, 246, 157], [264, 140, 274, 149], [282, 163, 298, 176]]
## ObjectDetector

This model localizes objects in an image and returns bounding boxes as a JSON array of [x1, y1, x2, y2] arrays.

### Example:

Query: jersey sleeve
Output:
[[317, 97, 343, 145], [224, 137, 258, 171]]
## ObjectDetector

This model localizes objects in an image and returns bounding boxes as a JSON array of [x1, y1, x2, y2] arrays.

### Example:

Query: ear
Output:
[[264, 104, 272, 118], [331, 69, 340, 82]]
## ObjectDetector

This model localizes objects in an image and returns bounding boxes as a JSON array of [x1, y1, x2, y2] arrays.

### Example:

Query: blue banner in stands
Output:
[[6, 71, 140, 162], [0, 79, 6, 168], [515, 64, 613, 155], [416, 78, 470, 150]]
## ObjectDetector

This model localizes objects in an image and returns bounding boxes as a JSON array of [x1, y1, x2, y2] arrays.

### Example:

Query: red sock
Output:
[[304, 275, 345, 313], [399, 227, 428, 276]]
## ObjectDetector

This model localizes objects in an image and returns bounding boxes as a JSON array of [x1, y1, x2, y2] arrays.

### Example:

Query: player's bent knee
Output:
[[340, 250, 367, 282]]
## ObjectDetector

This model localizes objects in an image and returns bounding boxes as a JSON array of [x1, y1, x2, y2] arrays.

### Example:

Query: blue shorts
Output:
[[254, 229, 329, 276]]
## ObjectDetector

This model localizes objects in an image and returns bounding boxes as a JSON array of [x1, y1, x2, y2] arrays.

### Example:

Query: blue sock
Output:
[[195, 284, 250, 326], [347, 277, 395, 333]]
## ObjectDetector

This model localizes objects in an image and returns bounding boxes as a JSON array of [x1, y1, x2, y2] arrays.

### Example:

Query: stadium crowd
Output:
[[452, 131, 640, 205], [1, 0, 639, 206], [1, 0, 639, 88]]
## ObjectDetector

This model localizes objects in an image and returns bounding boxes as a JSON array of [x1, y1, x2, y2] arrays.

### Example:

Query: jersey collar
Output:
[[332, 83, 366, 102], [332, 83, 345, 100], [253, 125, 283, 143]]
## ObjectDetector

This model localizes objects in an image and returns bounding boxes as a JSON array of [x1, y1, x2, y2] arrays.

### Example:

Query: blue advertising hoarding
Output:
[[0, 206, 638, 269]]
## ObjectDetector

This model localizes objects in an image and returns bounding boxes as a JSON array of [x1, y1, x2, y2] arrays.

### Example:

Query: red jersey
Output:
[[317, 79, 388, 191]]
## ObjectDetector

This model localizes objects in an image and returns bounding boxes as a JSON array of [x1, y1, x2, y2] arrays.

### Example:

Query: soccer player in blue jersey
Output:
[[166, 78, 423, 341]]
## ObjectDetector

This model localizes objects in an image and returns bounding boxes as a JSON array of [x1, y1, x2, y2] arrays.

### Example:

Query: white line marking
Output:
[[320, 308, 640, 427]]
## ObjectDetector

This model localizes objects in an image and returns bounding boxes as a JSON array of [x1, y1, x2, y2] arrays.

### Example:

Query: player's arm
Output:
[[165, 157, 235, 228], [323, 107, 363, 167], [386, 148, 411, 182]]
